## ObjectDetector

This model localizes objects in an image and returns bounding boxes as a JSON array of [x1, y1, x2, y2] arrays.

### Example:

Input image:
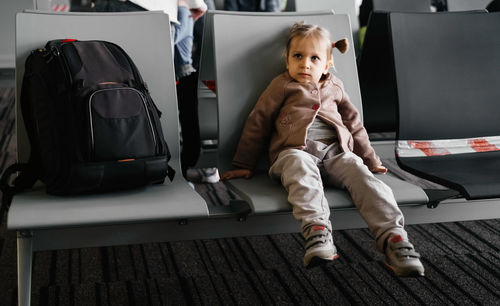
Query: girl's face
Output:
[[286, 35, 331, 85]]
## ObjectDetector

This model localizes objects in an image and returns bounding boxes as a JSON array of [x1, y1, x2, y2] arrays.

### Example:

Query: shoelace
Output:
[[304, 226, 331, 250]]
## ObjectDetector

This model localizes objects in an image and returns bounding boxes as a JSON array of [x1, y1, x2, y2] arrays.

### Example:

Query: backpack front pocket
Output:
[[89, 87, 157, 161]]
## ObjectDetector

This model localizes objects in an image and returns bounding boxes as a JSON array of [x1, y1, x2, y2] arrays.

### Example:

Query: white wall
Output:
[[0, 0, 35, 68]]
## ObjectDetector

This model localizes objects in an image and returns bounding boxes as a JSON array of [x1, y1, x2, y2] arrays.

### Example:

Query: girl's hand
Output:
[[220, 169, 253, 180], [371, 165, 388, 174]]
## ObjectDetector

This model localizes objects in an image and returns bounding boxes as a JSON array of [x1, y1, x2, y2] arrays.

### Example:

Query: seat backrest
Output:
[[294, 0, 360, 52], [359, 0, 431, 29], [358, 0, 431, 135], [196, 10, 291, 168], [15, 10, 181, 172], [358, 10, 397, 134], [35, 0, 71, 11], [358, 8, 485, 135], [373, 0, 431, 12], [0, 0, 34, 68], [446, 0, 491, 11], [213, 11, 360, 172], [390, 11, 500, 140]]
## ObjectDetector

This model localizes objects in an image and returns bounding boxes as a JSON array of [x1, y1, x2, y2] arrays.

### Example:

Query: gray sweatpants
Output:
[[269, 140, 407, 252]]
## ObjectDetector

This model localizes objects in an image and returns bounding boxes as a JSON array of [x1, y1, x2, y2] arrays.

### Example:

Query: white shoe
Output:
[[303, 225, 339, 268], [186, 167, 220, 183], [384, 235, 425, 277]]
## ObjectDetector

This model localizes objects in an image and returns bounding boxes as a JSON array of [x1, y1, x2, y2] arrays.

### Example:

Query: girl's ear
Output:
[[323, 60, 332, 73]]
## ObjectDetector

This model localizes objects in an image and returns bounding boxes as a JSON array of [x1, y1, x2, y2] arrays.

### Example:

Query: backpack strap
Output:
[[0, 163, 38, 225], [167, 165, 175, 182]]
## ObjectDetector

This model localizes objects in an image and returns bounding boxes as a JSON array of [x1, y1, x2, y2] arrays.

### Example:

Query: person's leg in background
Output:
[[173, 4, 196, 79], [192, 0, 215, 70], [177, 0, 216, 178]]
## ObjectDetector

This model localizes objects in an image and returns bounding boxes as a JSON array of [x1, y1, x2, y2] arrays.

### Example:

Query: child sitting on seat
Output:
[[221, 22, 424, 276]]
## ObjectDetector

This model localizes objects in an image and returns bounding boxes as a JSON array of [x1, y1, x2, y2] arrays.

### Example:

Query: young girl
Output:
[[221, 22, 424, 276]]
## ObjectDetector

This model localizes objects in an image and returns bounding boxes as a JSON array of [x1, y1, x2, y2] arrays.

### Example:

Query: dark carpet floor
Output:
[[0, 216, 499, 305], [1, 74, 499, 305]]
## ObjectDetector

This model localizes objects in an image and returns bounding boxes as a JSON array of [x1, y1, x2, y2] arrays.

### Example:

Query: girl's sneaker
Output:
[[384, 235, 425, 277], [303, 225, 339, 268]]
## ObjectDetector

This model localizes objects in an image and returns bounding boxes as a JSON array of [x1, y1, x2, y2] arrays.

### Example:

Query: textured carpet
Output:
[[1, 78, 499, 305], [0, 216, 499, 305], [0, 86, 15, 178]]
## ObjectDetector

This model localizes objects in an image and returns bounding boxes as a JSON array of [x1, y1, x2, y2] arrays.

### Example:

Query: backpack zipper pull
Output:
[[51, 46, 60, 57]]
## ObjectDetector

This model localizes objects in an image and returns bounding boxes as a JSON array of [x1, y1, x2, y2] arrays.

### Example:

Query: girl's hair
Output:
[[285, 22, 349, 62]]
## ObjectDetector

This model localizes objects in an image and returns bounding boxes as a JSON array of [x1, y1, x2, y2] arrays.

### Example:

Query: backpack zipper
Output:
[[50, 45, 73, 87]]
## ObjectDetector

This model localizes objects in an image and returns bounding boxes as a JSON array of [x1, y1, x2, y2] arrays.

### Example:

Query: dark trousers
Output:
[[177, 72, 201, 174]]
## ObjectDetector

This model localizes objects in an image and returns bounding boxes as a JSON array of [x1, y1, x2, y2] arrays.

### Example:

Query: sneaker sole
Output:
[[384, 262, 425, 277], [306, 254, 339, 269]]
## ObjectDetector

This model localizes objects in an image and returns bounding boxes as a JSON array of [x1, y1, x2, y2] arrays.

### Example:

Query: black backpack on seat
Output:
[[2, 39, 174, 197]]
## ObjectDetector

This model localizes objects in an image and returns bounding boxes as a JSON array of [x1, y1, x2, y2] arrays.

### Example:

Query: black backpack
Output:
[[1, 39, 174, 201]]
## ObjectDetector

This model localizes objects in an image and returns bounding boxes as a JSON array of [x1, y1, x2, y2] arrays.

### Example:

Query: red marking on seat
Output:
[[202, 80, 216, 93], [468, 138, 499, 152], [409, 141, 450, 156]]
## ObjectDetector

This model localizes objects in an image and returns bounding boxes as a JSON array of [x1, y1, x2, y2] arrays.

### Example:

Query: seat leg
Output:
[[17, 231, 33, 306]]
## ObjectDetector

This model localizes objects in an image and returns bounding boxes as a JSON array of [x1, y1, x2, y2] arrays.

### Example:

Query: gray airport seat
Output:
[[0, 0, 34, 68], [35, 0, 71, 11], [10, 10, 208, 306], [390, 12, 500, 200], [358, 0, 431, 136], [196, 10, 347, 167], [358, 7, 487, 138], [446, 0, 491, 11], [372, 0, 431, 11], [359, 0, 431, 28], [211, 11, 429, 215]]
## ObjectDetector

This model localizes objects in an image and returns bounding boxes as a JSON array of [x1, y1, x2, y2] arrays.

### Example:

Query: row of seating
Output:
[[7, 9, 500, 306], [196, 9, 500, 210]]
